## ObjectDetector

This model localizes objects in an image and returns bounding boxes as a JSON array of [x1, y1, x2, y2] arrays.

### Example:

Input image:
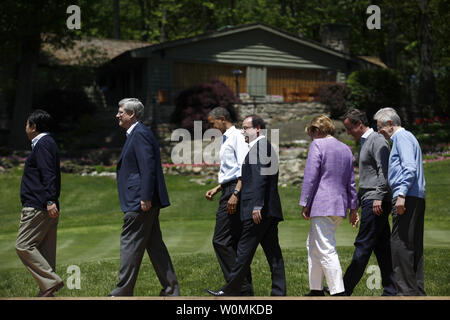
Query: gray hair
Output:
[[119, 98, 144, 120], [207, 107, 232, 122], [373, 107, 401, 126]]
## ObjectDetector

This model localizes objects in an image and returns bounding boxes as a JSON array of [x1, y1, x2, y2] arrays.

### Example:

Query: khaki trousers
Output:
[[15, 207, 62, 293]]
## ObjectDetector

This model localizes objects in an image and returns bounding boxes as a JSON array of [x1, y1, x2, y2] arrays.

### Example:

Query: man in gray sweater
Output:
[[342, 109, 396, 296]]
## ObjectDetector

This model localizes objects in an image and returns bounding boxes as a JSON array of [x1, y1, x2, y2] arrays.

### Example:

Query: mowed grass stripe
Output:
[[1, 247, 448, 297], [161, 220, 216, 255], [0, 219, 448, 272]]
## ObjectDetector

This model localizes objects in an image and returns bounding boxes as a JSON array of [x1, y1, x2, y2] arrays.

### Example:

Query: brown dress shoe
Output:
[[40, 282, 64, 297]]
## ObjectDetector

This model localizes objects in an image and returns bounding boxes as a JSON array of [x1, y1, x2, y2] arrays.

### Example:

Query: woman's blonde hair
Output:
[[305, 114, 335, 136]]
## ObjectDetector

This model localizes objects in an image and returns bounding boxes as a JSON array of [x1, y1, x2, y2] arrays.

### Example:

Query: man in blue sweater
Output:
[[374, 107, 426, 296], [15, 109, 63, 297]]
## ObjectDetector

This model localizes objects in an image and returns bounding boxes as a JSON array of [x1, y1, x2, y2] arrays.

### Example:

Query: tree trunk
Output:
[[280, 0, 287, 16], [9, 37, 40, 150], [138, 0, 152, 41], [385, 8, 398, 69], [160, 6, 167, 43], [202, 5, 216, 33], [417, 0, 437, 115], [113, 0, 121, 39]]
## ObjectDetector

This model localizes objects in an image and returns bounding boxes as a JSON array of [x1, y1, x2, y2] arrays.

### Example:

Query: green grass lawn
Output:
[[0, 160, 449, 297]]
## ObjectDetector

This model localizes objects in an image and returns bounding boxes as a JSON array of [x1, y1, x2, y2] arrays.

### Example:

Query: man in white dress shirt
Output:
[[205, 107, 253, 296]]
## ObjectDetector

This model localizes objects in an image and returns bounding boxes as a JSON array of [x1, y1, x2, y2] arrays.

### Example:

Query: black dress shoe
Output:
[[160, 286, 181, 296], [205, 289, 227, 296], [304, 290, 325, 296], [241, 290, 255, 296]]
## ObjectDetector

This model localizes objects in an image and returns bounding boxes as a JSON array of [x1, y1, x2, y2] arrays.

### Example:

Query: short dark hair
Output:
[[27, 109, 53, 133], [247, 114, 266, 130], [208, 107, 232, 122], [344, 109, 369, 127]]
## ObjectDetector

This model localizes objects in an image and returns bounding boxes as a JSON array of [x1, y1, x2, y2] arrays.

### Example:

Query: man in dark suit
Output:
[[206, 115, 286, 296], [110, 98, 179, 296], [16, 109, 64, 297]]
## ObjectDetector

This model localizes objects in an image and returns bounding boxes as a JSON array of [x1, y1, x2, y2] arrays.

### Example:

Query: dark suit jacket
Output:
[[20, 134, 61, 211], [240, 137, 283, 222], [117, 121, 170, 213]]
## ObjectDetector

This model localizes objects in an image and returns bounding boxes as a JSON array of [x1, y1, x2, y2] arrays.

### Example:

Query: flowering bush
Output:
[[171, 79, 240, 133], [411, 116, 450, 153]]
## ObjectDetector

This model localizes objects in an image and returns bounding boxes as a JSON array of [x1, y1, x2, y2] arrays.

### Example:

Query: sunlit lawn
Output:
[[0, 160, 449, 296]]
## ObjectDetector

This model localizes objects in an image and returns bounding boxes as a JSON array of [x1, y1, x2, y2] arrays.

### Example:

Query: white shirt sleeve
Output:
[[234, 133, 249, 178]]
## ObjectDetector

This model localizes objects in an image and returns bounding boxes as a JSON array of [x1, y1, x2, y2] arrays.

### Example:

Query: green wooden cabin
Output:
[[99, 23, 382, 122]]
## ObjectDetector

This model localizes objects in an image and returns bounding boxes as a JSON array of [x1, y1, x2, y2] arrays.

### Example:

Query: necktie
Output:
[[222, 135, 227, 144], [361, 137, 366, 147]]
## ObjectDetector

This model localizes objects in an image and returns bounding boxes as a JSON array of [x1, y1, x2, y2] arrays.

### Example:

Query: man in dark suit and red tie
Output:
[[206, 114, 286, 296], [110, 98, 179, 296]]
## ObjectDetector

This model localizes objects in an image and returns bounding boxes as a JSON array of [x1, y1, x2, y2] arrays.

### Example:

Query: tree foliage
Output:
[[76, 0, 448, 119], [0, 0, 81, 149], [1, 0, 449, 150]]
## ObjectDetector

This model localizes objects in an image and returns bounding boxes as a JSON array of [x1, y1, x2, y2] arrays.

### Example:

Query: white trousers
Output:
[[306, 216, 345, 295]]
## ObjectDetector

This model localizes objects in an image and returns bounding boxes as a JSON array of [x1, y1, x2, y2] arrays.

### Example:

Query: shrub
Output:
[[171, 79, 240, 133], [436, 67, 450, 115], [34, 89, 98, 152], [316, 83, 351, 119], [346, 69, 402, 121], [411, 116, 450, 153]]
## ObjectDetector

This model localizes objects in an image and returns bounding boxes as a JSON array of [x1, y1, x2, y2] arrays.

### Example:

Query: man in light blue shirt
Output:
[[205, 107, 253, 295], [374, 107, 426, 296]]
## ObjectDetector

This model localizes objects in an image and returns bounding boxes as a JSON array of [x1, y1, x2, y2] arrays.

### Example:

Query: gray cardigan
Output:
[[358, 130, 391, 202]]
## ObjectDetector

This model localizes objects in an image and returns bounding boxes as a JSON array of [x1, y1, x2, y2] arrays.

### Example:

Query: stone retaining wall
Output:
[[153, 101, 355, 186]]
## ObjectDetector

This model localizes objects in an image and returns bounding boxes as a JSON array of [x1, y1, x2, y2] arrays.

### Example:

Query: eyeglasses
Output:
[[375, 120, 392, 131], [241, 126, 254, 131]]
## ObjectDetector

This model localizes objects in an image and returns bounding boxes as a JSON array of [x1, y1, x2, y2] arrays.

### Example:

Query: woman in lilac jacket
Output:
[[299, 115, 359, 296]]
